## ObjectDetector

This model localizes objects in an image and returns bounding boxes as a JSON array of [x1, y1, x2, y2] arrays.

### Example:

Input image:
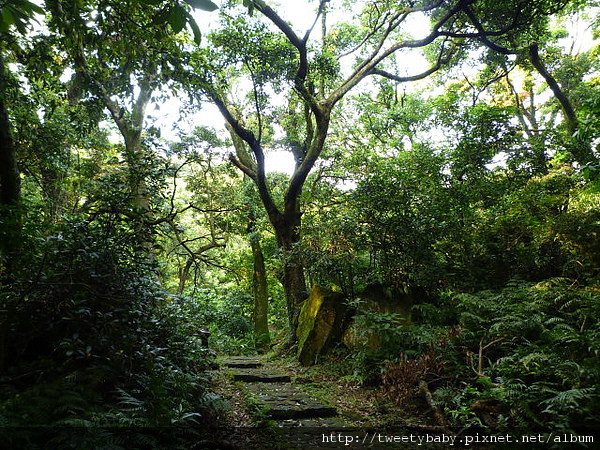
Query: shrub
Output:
[[0, 215, 225, 448]]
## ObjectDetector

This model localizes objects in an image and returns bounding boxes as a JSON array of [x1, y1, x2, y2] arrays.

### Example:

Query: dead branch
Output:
[[419, 380, 450, 430]]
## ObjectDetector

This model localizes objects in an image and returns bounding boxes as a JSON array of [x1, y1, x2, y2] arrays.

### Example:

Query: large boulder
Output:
[[296, 286, 350, 366], [342, 284, 417, 351]]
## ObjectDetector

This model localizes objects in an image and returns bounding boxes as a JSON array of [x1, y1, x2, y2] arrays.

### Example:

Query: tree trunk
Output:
[[250, 233, 270, 351], [0, 53, 21, 281], [273, 213, 307, 346], [0, 53, 21, 374], [177, 256, 194, 295], [114, 81, 155, 262], [245, 204, 271, 351], [121, 135, 156, 263], [281, 254, 307, 346]]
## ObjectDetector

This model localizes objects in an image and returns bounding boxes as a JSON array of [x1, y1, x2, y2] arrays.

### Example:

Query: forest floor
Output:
[[208, 351, 478, 450]]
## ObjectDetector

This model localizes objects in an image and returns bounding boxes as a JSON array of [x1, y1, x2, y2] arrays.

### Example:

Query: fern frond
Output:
[[114, 387, 144, 407], [541, 388, 597, 413]]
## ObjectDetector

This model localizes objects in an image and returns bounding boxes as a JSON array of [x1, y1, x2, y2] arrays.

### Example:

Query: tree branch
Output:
[[229, 153, 257, 180], [369, 56, 450, 83], [254, 2, 307, 84], [210, 91, 283, 222], [328, 0, 467, 105], [528, 43, 578, 134], [462, 6, 515, 55], [253, 1, 322, 118], [302, 0, 329, 44], [225, 121, 258, 178]]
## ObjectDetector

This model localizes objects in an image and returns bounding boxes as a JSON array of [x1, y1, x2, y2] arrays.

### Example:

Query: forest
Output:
[[1, 0, 599, 448]]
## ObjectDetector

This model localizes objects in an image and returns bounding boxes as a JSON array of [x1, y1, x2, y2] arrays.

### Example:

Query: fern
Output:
[[541, 387, 597, 413]]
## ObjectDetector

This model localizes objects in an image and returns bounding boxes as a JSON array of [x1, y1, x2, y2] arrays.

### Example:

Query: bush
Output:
[[377, 279, 600, 436], [179, 289, 257, 355], [0, 215, 225, 448]]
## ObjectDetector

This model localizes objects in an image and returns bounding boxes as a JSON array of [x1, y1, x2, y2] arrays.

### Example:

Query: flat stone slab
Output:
[[222, 357, 263, 369], [246, 383, 337, 420], [265, 401, 338, 420], [232, 369, 291, 383], [279, 417, 347, 427]]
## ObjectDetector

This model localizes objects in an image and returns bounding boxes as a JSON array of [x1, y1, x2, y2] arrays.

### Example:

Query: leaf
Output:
[[183, 0, 218, 12], [15, 18, 29, 35], [168, 4, 186, 34], [186, 14, 202, 45], [19, 0, 45, 16], [1, 7, 16, 27]]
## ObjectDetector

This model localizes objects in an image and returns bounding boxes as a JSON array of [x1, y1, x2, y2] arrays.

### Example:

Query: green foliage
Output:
[[0, 0, 44, 34], [301, 199, 366, 294], [181, 289, 257, 355], [383, 280, 600, 435], [155, 0, 216, 44], [364, 282, 599, 439], [342, 141, 599, 290], [0, 210, 224, 446], [467, 165, 600, 284], [344, 144, 451, 288], [343, 296, 448, 386], [209, 15, 297, 89], [576, 89, 600, 174], [435, 100, 521, 180], [3, 0, 600, 443]]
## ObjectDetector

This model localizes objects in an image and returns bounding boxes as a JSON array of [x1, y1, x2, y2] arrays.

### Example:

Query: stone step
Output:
[[232, 369, 291, 383], [221, 356, 263, 369], [265, 401, 338, 420], [278, 417, 348, 427], [246, 383, 337, 420]]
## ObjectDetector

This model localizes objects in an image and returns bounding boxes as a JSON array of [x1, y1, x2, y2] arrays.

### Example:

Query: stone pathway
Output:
[[222, 356, 338, 422], [219, 357, 451, 449], [221, 356, 350, 448]]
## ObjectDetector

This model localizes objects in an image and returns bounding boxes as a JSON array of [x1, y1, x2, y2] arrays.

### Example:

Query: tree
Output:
[[192, 0, 573, 343], [1, 3, 226, 437], [457, 0, 599, 164], [0, 0, 45, 279], [0, 53, 21, 278], [45, 0, 161, 225], [45, 0, 217, 258], [163, 127, 233, 293]]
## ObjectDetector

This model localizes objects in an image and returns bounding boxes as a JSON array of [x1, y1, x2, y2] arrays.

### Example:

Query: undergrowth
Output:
[[0, 216, 227, 448], [359, 279, 600, 440]]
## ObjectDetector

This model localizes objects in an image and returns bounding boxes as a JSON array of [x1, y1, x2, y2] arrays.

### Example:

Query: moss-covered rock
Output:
[[342, 284, 416, 351], [296, 286, 349, 366]]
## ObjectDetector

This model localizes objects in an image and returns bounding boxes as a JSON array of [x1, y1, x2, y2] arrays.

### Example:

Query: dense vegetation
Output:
[[1, 0, 599, 447]]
